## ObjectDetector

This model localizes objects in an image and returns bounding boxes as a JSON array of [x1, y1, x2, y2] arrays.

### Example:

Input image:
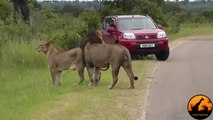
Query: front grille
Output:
[[137, 34, 157, 40]]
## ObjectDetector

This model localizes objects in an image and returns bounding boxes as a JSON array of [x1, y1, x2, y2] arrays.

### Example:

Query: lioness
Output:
[[36, 42, 85, 86], [81, 32, 138, 89]]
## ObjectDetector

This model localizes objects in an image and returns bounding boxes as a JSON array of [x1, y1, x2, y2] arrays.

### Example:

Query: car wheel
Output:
[[155, 47, 170, 61]]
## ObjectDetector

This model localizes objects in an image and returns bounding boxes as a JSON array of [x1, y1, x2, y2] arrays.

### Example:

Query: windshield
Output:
[[118, 17, 156, 30]]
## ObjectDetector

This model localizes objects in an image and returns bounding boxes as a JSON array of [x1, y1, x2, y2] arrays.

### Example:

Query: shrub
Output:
[[0, 20, 35, 42], [131, 1, 166, 26], [0, 0, 12, 21], [49, 31, 81, 50], [200, 9, 213, 22], [189, 15, 207, 23], [61, 4, 84, 17], [80, 11, 101, 30], [98, 5, 124, 19], [64, 18, 87, 36], [100, 0, 166, 26], [164, 11, 187, 34]]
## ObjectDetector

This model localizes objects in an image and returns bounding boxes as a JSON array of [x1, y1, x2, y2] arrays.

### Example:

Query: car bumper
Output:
[[118, 38, 169, 55]]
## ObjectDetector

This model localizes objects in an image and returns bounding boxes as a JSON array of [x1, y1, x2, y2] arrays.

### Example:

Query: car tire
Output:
[[155, 47, 170, 61]]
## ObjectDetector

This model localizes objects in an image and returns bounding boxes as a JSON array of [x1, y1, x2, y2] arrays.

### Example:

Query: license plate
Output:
[[140, 43, 155, 48]]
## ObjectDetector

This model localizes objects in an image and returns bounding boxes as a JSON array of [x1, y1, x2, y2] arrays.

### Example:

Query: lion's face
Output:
[[36, 42, 50, 53]]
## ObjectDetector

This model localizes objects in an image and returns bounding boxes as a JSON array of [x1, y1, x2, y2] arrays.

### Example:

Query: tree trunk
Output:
[[13, 0, 30, 25]]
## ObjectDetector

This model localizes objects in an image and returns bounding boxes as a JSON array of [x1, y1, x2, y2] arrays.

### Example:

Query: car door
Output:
[[102, 17, 117, 44]]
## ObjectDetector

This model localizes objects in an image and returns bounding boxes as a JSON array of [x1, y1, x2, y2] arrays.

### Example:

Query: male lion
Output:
[[81, 31, 138, 89], [36, 42, 85, 86]]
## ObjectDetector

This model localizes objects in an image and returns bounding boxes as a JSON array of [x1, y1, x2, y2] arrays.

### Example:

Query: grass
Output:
[[168, 23, 213, 41], [0, 61, 153, 120], [0, 41, 154, 120], [0, 23, 213, 120]]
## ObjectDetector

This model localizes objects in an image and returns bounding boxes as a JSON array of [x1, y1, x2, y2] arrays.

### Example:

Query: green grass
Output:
[[0, 61, 152, 120], [168, 23, 213, 41], [1, 23, 213, 120], [0, 41, 153, 120]]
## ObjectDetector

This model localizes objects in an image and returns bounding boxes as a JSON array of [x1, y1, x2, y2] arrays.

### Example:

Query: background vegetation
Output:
[[0, 0, 213, 119]]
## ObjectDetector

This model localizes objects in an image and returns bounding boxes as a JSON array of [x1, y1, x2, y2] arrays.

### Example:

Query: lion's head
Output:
[[36, 41, 50, 54], [80, 29, 104, 49]]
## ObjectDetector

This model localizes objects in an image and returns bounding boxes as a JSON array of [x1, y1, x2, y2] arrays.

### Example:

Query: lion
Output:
[[81, 31, 138, 89], [79, 29, 106, 84], [36, 41, 85, 86]]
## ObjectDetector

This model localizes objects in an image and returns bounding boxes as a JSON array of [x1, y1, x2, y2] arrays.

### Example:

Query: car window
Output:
[[102, 18, 116, 30], [118, 17, 156, 30]]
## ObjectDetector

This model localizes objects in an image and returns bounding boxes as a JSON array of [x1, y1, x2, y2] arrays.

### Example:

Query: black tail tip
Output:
[[134, 76, 138, 80]]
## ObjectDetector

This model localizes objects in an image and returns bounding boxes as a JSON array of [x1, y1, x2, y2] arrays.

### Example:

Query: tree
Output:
[[184, 0, 189, 3], [131, 1, 166, 25], [163, 2, 183, 13], [12, 0, 30, 24], [100, 0, 166, 25], [80, 11, 101, 30], [61, 4, 84, 17], [150, 0, 165, 6]]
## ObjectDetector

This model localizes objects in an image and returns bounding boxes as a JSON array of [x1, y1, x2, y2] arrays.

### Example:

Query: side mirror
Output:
[[157, 24, 164, 29], [107, 26, 115, 33]]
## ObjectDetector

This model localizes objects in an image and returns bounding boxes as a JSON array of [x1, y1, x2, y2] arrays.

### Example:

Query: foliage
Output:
[[199, 9, 213, 22], [162, 2, 188, 33], [149, 0, 165, 6], [0, 1, 213, 120], [163, 2, 184, 14], [1, 41, 46, 69], [28, 0, 42, 10], [189, 15, 207, 23], [0, 0, 12, 21], [165, 15, 181, 34], [98, 5, 124, 19], [131, 0, 166, 25], [80, 11, 101, 30], [0, 20, 36, 42], [101, 0, 166, 26], [178, 1, 213, 23], [49, 32, 81, 50], [60, 4, 84, 17]]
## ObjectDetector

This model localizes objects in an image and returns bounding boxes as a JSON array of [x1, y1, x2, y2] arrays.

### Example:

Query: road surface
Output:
[[146, 36, 213, 120]]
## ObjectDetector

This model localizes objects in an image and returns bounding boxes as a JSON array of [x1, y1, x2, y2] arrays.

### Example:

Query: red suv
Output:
[[102, 15, 169, 61]]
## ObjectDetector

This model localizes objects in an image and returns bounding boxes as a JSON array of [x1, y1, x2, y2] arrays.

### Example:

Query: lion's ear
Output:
[[45, 41, 51, 46]]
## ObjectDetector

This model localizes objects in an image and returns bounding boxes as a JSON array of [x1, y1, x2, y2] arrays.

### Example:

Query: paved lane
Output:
[[146, 36, 213, 120]]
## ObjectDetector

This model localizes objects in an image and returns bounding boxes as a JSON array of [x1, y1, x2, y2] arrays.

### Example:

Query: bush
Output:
[[0, 20, 36, 42], [64, 18, 87, 36], [189, 15, 207, 23], [80, 11, 101, 30], [165, 21, 180, 34], [98, 5, 124, 19], [49, 31, 81, 50], [0, 0, 12, 21], [61, 4, 84, 17], [131, 1, 166, 25], [101, 0, 166, 26], [165, 12, 187, 34]]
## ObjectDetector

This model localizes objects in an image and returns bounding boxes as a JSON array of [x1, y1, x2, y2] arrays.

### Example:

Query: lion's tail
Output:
[[124, 49, 138, 81], [99, 65, 110, 71]]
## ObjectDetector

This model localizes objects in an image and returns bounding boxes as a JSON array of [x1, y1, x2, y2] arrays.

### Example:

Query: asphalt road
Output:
[[146, 36, 213, 120]]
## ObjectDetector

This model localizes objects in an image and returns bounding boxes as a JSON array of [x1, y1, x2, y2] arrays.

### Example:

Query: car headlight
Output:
[[157, 31, 167, 38], [123, 33, 136, 39]]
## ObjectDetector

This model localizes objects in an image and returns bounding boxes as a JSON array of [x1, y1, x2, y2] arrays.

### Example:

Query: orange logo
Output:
[[188, 94, 212, 119]]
